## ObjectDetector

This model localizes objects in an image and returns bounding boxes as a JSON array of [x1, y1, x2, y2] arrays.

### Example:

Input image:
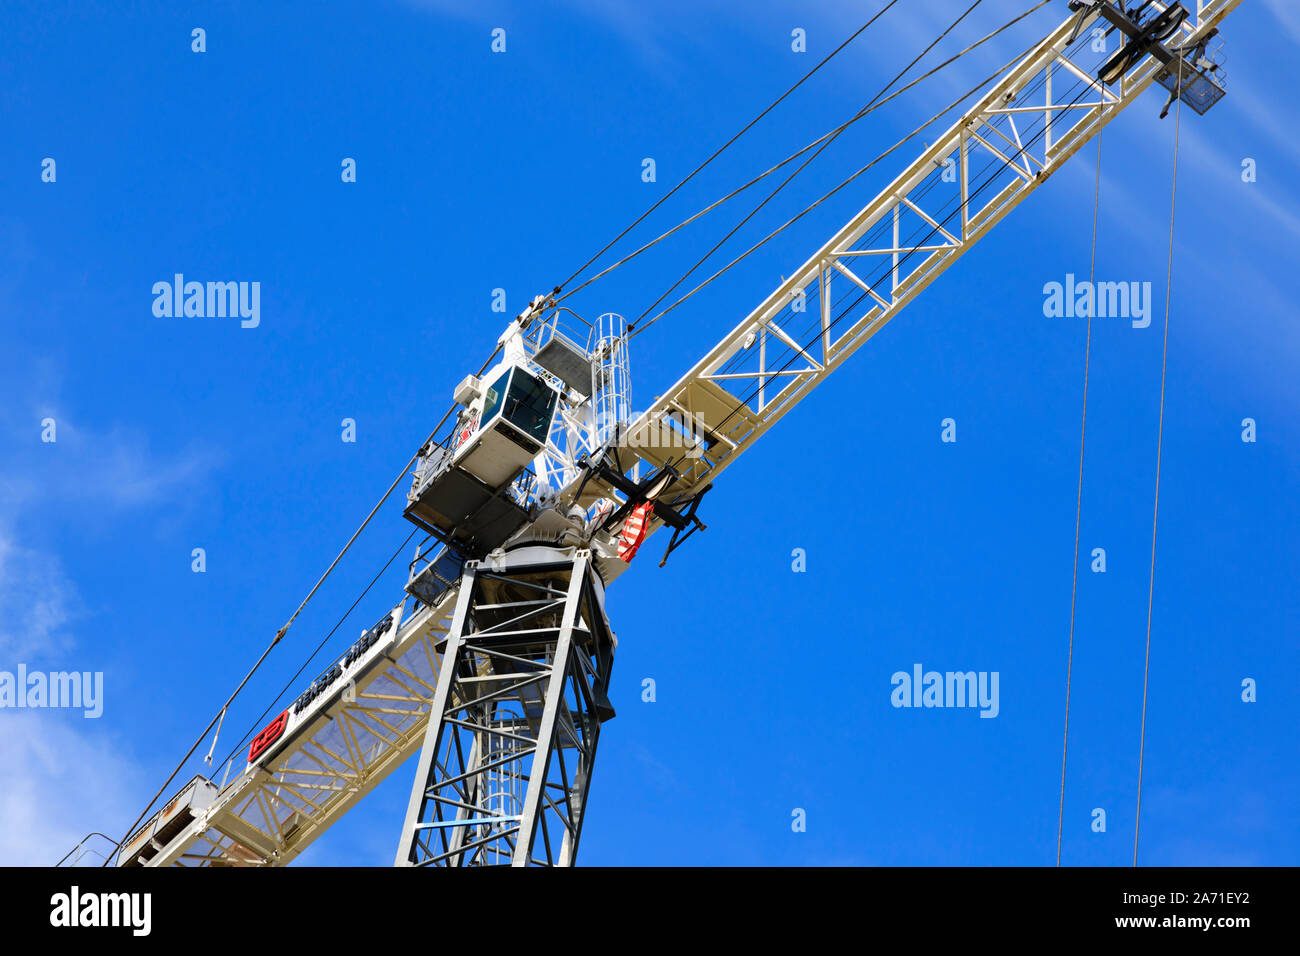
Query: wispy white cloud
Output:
[[1, 412, 221, 516], [1260, 0, 1300, 44], [65, 423, 221, 510], [0, 713, 141, 866], [810, 0, 1055, 100], [397, 0, 688, 63], [0, 530, 80, 662], [1228, 77, 1300, 171], [0, 388, 219, 864], [631, 741, 686, 793], [1179, 124, 1300, 241]]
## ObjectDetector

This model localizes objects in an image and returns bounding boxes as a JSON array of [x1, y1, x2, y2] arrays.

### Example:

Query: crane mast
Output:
[[107, 0, 1241, 868]]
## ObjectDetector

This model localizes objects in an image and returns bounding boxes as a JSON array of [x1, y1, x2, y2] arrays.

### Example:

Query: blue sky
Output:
[[1, 0, 1295, 866]]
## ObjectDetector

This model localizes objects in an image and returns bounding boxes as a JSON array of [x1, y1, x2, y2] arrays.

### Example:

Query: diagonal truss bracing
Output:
[[612, 0, 1241, 497]]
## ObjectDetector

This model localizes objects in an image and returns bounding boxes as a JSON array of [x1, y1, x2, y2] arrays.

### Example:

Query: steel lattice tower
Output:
[[395, 546, 617, 866]]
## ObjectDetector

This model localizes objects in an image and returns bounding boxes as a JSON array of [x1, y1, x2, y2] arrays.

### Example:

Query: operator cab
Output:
[[405, 361, 560, 555], [452, 365, 558, 486]]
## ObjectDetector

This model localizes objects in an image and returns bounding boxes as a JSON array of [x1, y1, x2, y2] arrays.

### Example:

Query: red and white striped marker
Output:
[[617, 502, 653, 562]]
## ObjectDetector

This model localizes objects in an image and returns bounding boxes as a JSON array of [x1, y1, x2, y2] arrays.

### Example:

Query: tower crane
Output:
[[102, 0, 1242, 867]]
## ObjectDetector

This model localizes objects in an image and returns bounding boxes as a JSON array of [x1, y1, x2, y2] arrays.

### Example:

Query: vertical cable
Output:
[[1134, 55, 1184, 868], [1057, 126, 1102, 867]]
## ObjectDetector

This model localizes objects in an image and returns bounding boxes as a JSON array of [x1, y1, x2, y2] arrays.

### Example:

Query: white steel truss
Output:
[[608, 0, 1241, 499], [134, 592, 458, 866]]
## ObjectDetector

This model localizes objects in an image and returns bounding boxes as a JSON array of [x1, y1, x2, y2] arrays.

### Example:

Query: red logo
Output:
[[248, 710, 289, 763], [454, 412, 480, 450]]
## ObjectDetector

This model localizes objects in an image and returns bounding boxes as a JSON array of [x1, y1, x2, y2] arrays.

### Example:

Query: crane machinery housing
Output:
[[99, 0, 1241, 868]]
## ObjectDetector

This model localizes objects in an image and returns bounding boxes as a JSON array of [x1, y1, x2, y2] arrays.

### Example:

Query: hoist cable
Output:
[[109, 532, 418, 865], [1135, 53, 1184, 868], [701, 59, 1055, 383], [680, 13, 1089, 383], [704, 18, 1100, 381], [639, 15, 1104, 429], [107, 631, 286, 865], [210, 528, 419, 784], [1058, 124, 1104, 868], [554, 0, 904, 295], [110, 341, 506, 863], [628, 2, 1072, 344], [556, 0, 1051, 308], [626, 42, 1034, 344], [627, 0, 991, 333], [646, 68, 1102, 482]]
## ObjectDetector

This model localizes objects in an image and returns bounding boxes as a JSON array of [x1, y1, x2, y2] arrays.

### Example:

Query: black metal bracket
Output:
[[1086, 0, 1189, 87], [1070, 1, 1226, 120], [654, 484, 712, 569], [1065, 0, 1104, 45], [570, 450, 711, 567], [573, 451, 677, 530]]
